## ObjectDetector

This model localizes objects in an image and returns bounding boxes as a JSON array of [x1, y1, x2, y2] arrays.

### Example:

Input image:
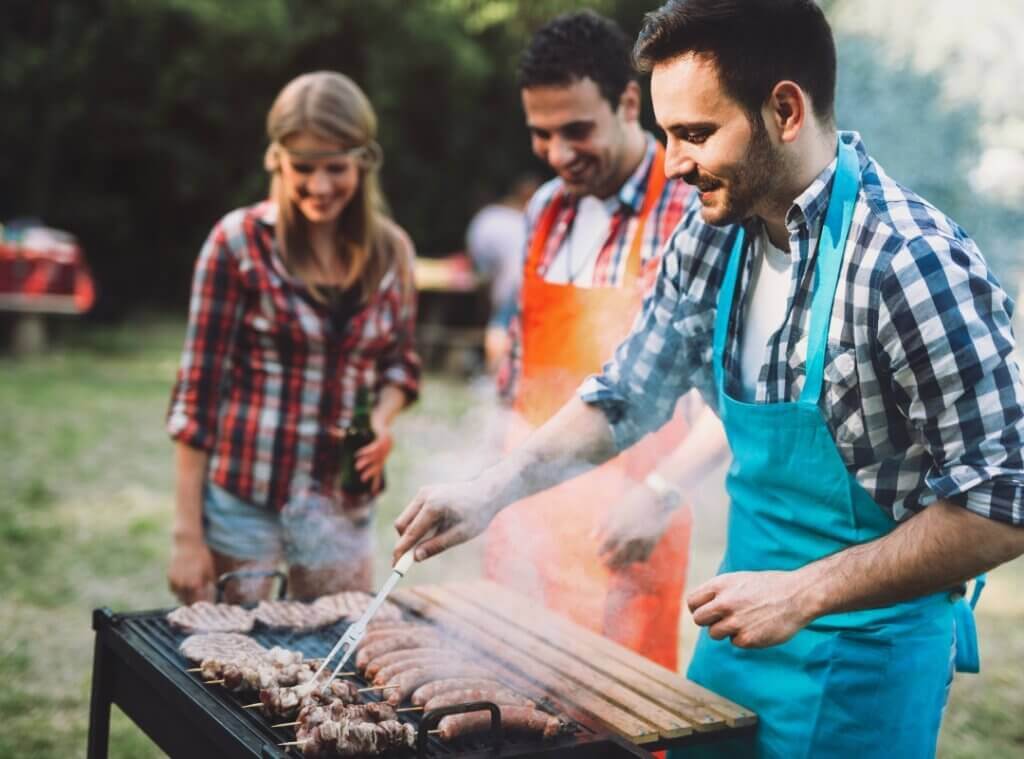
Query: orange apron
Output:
[[483, 146, 693, 670]]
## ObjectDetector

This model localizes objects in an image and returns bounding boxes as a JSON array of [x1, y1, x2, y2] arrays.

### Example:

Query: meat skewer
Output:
[[292, 718, 416, 757], [273, 700, 398, 729], [257, 678, 362, 720]]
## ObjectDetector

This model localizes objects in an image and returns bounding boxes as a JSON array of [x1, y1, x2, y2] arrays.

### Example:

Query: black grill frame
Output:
[[87, 607, 658, 759]]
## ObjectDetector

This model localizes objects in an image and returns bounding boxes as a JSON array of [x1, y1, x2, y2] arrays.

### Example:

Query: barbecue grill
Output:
[[88, 582, 757, 758]]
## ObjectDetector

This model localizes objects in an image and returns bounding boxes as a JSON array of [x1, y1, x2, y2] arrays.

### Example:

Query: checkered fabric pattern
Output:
[[580, 131, 1024, 526], [499, 134, 694, 400], [167, 202, 420, 511]]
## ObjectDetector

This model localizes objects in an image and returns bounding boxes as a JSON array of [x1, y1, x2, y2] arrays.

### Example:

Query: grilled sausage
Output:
[[424, 687, 535, 711], [359, 626, 438, 648], [412, 678, 507, 706], [365, 648, 454, 680], [436, 706, 564, 740], [366, 647, 454, 684], [355, 634, 445, 669], [386, 665, 496, 705]]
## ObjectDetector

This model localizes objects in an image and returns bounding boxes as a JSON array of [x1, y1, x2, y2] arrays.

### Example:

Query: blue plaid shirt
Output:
[[580, 131, 1024, 526]]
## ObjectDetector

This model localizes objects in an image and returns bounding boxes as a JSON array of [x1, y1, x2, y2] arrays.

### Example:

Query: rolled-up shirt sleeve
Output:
[[877, 234, 1024, 526], [167, 221, 244, 451], [579, 214, 724, 452]]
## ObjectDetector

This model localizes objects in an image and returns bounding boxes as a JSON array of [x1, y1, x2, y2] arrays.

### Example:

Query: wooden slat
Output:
[[456, 579, 756, 728], [393, 588, 661, 744], [410, 585, 694, 740], [443, 580, 747, 731]]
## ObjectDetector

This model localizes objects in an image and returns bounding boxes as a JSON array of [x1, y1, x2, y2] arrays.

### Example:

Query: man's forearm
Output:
[[797, 499, 1024, 618], [483, 396, 617, 509]]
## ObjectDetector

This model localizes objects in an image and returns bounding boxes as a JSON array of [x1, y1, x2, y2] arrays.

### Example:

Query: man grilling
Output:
[[395, 1, 1024, 756], [483, 10, 706, 671]]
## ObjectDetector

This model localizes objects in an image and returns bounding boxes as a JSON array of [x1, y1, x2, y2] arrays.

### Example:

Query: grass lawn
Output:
[[1, 316, 1021, 758]]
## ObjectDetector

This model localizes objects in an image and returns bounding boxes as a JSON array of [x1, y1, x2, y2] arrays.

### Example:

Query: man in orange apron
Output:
[[485, 11, 698, 670]]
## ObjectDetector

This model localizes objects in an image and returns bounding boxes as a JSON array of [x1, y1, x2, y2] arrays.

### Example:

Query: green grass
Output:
[[1, 316, 1021, 757]]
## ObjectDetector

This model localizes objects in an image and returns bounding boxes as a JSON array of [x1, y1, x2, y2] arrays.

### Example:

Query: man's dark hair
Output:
[[634, 0, 836, 123], [518, 10, 635, 107]]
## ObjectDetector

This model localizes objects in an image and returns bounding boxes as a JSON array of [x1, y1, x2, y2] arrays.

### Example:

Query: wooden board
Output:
[[393, 580, 757, 744], [454, 579, 756, 728]]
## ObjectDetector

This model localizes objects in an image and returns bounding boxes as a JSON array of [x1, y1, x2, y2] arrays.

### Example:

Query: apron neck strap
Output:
[[799, 138, 861, 404], [525, 191, 565, 277], [713, 137, 861, 405], [624, 142, 667, 283], [713, 228, 747, 399]]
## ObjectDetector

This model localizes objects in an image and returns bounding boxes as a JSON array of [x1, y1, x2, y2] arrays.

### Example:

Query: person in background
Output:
[[167, 71, 420, 604], [483, 10, 704, 671], [393, 1, 1024, 756], [465, 175, 539, 373]]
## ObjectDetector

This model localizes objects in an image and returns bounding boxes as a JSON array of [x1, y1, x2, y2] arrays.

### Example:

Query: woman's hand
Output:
[[168, 534, 216, 604], [355, 412, 394, 494]]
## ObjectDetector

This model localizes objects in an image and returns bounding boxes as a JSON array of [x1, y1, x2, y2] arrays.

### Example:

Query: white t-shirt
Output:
[[466, 204, 527, 310], [544, 195, 619, 287], [739, 228, 793, 401]]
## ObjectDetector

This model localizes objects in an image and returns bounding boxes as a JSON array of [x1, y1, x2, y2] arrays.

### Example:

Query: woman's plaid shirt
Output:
[[167, 202, 420, 511], [581, 132, 1024, 526], [499, 134, 694, 399]]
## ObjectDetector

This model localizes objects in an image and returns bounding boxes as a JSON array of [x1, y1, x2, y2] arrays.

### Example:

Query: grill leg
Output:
[[87, 633, 114, 759]]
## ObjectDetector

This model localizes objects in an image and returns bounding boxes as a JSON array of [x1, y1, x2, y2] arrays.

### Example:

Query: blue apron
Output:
[[673, 137, 981, 759]]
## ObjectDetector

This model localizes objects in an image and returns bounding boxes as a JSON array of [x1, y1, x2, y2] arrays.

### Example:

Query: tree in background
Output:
[[1, 0, 1020, 315]]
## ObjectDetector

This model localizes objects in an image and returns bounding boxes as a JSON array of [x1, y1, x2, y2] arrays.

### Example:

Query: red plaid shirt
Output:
[[500, 135, 694, 399], [167, 202, 420, 511]]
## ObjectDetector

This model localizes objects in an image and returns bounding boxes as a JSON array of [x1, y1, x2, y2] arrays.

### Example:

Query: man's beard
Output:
[[685, 117, 780, 227]]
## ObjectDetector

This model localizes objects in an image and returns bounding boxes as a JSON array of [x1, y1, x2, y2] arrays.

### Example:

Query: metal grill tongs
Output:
[[310, 549, 418, 685]]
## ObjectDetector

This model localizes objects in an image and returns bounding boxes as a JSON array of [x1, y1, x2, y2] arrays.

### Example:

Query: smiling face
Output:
[[652, 54, 782, 226], [522, 78, 634, 199], [278, 131, 362, 227]]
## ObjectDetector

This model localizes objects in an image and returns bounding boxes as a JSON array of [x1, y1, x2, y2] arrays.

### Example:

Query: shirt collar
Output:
[[785, 130, 866, 240], [256, 200, 278, 227], [615, 132, 659, 215]]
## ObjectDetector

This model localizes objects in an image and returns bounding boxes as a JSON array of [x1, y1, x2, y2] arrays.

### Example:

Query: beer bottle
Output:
[[339, 386, 380, 495]]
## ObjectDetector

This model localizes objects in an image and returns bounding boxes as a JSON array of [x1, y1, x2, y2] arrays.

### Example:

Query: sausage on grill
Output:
[[424, 687, 535, 711], [386, 665, 496, 705], [364, 647, 453, 679], [355, 633, 445, 669], [436, 706, 565, 740], [411, 678, 508, 706], [373, 653, 478, 686]]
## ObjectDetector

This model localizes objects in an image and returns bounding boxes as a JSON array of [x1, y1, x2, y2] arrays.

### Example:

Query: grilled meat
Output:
[[168, 602, 256, 634]]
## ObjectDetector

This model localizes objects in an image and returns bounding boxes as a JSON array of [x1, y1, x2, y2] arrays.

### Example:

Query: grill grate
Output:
[[117, 607, 608, 758]]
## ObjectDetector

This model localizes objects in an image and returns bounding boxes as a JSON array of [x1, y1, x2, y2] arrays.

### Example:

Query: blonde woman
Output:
[[167, 72, 420, 604]]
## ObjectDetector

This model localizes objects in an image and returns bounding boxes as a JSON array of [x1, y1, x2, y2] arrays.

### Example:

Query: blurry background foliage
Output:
[[1, 0, 1022, 318]]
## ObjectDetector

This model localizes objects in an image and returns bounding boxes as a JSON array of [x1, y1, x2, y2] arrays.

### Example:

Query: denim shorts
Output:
[[203, 483, 374, 568]]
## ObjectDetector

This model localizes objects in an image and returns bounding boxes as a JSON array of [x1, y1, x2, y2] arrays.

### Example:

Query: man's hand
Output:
[[168, 534, 216, 604], [687, 570, 817, 648], [595, 484, 674, 569], [392, 480, 503, 563]]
